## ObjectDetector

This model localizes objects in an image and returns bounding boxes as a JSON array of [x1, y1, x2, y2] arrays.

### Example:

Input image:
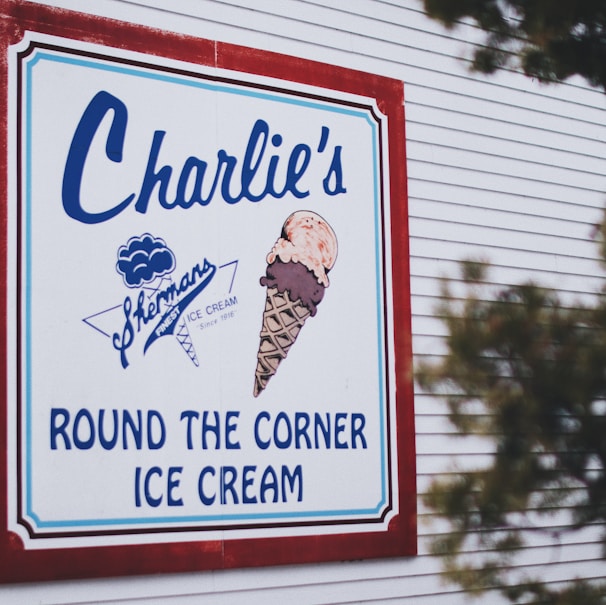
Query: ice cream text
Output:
[[49, 408, 367, 508]]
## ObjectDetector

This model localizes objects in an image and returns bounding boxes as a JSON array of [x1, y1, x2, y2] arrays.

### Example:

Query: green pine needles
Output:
[[418, 252, 606, 602]]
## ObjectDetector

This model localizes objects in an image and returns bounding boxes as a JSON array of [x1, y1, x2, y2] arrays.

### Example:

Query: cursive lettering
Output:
[[112, 258, 216, 367], [62, 91, 346, 224]]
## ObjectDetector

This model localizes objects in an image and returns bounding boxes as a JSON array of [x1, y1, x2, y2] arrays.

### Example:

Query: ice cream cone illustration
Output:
[[254, 211, 338, 397]]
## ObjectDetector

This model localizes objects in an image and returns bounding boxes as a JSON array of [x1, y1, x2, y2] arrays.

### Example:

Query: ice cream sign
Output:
[[1, 1, 415, 582]]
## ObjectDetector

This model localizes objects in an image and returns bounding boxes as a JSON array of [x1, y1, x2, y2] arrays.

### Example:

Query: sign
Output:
[[0, 0, 415, 582]]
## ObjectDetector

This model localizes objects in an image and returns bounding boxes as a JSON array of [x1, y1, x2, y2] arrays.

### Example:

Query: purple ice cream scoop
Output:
[[260, 259, 325, 317]]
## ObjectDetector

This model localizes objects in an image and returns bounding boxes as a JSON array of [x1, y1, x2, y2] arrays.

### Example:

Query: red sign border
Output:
[[0, 0, 416, 583]]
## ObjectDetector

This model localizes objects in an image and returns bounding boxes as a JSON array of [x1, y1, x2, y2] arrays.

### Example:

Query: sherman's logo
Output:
[[83, 233, 237, 368], [112, 234, 216, 368]]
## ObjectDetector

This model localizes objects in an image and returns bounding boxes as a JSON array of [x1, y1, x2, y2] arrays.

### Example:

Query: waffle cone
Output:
[[175, 318, 199, 367], [254, 286, 311, 397]]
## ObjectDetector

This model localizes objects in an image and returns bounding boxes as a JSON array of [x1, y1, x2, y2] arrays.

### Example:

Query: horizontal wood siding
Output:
[[3, 0, 606, 603]]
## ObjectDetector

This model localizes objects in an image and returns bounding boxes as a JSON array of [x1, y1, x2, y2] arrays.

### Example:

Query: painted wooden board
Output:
[[0, 0, 415, 583]]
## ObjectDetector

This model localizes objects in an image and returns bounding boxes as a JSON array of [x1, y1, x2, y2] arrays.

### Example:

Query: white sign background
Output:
[[8, 34, 397, 548]]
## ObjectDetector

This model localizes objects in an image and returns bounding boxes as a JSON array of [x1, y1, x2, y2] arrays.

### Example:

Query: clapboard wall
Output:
[[3, 1, 606, 603]]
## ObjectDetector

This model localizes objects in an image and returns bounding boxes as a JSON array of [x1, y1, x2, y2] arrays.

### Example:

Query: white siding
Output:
[[4, 0, 606, 602]]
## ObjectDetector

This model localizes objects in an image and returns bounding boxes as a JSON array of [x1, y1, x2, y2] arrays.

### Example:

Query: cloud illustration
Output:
[[116, 233, 176, 288]]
